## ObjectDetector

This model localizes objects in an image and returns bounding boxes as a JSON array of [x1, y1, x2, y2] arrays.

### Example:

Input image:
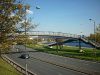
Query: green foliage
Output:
[[88, 33, 100, 44], [27, 44, 100, 62], [88, 24, 100, 44], [96, 24, 100, 33], [55, 38, 64, 50], [0, 0, 32, 53], [0, 0, 19, 53]]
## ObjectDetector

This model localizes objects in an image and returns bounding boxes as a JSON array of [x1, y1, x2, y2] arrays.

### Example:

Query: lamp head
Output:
[[36, 6, 40, 9], [89, 19, 92, 21]]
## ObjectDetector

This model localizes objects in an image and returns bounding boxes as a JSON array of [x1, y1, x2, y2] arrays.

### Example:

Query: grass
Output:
[[27, 44, 100, 62], [0, 58, 22, 75]]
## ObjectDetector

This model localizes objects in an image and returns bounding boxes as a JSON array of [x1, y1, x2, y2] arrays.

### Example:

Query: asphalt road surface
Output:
[[6, 53, 86, 75], [5, 45, 88, 75]]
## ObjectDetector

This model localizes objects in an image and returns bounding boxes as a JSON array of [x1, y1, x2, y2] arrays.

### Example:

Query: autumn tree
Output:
[[96, 24, 100, 44], [55, 38, 64, 53], [88, 24, 100, 44], [0, 0, 36, 55]]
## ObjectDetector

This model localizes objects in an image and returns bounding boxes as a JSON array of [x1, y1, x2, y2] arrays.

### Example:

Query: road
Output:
[[6, 53, 85, 75], [6, 45, 100, 75]]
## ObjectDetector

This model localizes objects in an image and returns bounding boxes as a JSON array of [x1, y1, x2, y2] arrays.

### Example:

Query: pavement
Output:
[[7, 45, 100, 75]]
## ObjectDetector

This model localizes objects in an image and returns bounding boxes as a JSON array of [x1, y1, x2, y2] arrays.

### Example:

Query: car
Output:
[[20, 54, 30, 59]]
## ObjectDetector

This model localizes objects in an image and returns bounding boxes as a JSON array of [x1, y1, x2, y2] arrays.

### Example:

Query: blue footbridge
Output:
[[48, 37, 100, 49], [18, 31, 100, 49]]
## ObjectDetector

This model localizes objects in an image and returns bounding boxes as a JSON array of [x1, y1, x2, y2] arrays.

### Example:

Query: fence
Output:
[[1, 55, 36, 75]]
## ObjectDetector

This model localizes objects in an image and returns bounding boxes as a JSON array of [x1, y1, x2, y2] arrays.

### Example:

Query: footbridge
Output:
[[17, 31, 100, 49], [25, 31, 79, 38], [48, 37, 100, 49]]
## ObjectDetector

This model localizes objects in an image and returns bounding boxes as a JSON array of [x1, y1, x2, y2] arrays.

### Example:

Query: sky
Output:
[[24, 0, 100, 36]]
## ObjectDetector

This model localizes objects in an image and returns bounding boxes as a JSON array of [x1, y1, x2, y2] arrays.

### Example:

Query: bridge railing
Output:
[[1, 55, 36, 75], [81, 37, 100, 48], [27, 31, 79, 38]]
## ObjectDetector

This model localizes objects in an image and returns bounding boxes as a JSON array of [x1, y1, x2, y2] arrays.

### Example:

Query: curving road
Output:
[[5, 45, 100, 75], [6, 53, 86, 75]]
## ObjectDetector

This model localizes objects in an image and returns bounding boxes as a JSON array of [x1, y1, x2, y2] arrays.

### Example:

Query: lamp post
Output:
[[24, 5, 40, 75], [25, 5, 27, 75], [89, 19, 96, 57], [35, 6, 40, 44], [89, 19, 96, 47]]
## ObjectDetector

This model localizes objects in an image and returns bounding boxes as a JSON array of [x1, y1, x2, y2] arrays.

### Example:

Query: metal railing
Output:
[[81, 38, 100, 48], [1, 55, 36, 75], [24, 31, 80, 38]]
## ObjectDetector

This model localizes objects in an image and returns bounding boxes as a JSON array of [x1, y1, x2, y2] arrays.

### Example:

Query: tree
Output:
[[0, 0, 19, 54], [88, 24, 100, 44], [55, 38, 64, 53], [96, 24, 100, 44], [0, 0, 35, 55], [96, 24, 100, 33]]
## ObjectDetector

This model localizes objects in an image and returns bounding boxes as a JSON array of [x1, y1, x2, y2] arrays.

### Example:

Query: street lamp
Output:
[[25, 5, 28, 75], [36, 6, 40, 9], [24, 5, 40, 75], [34, 6, 40, 45], [89, 19, 96, 57], [89, 19, 96, 47]]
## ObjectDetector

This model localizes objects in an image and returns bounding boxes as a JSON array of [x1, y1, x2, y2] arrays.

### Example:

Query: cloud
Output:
[[19, 20, 25, 23], [26, 10, 33, 14], [9, 13, 15, 17]]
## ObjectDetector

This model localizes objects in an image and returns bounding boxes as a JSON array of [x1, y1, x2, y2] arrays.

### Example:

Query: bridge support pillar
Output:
[[79, 38, 81, 50]]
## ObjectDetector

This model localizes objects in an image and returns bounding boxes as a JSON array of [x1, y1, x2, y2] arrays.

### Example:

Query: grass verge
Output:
[[27, 44, 100, 62], [0, 57, 22, 75]]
